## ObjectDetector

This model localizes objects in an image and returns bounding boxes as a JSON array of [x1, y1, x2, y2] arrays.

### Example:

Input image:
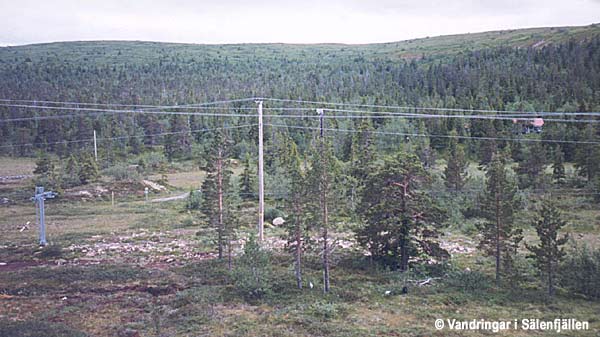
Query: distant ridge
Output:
[[1, 24, 599, 63]]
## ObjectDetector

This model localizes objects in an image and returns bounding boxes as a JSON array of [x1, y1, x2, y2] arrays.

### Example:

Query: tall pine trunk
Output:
[[320, 124, 330, 293], [217, 149, 224, 259], [322, 184, 330, 293], [294, 205, 303, 289], [495, 193, 501, 287], [548, 262, 554, 297]]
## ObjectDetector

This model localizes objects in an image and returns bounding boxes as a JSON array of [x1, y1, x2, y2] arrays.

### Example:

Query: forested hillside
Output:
[[0, 24, 599, 161]]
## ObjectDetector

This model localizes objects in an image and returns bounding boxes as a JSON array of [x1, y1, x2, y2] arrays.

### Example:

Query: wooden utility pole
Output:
[[257, 101, 264, 241], [318, 108, 330, 293], [93, 130, 98, 161]]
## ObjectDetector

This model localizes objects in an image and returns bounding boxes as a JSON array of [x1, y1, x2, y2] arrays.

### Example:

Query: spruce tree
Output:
[[33, 152, 55, 177], [574, 124, 600, 182], [164, 115, 192, 161], [350, 119, 376, 183], [477, 154, 522, 287], [525, 201, 568, 297], [239, 153, 256, 200], [443, 131, 469, 191], [62, 154, 81, 187], [283, 137, 308, 289], [78, 153, 100, 185], [552, 146, 566, 185], [348, 119, 376, 212], [200, 130, 232, 260], [516, 142, 547, 189]]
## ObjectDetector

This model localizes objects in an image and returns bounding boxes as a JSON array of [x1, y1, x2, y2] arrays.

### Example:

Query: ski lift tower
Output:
[[31, 186, 57, 246]]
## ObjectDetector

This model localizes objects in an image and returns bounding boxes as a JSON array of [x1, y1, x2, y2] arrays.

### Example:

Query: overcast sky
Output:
[[0, 0, 599, 46]]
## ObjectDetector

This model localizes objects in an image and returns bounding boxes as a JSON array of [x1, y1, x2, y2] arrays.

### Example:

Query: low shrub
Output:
[[305, 301, 348, 320], [0, 319, 86, 337], [231, 235, 274, 302], [103, 164, 141, 181], [559, 245, 600, 300], [445, 268, 491, 293]]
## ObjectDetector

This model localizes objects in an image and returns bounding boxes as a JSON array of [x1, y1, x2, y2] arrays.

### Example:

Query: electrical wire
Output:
[[264, 123, 600, 145], [0, 124, 256, 148], [261, 97, 600, 115]]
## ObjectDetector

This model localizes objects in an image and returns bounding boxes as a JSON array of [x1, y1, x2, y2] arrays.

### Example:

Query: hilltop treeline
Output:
[[0, 37, 599, 168]]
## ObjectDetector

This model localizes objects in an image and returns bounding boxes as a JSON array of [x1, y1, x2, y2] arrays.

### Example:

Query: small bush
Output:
[[231, 235, 274, 302], [103, 164, 141, 181], [305, 301, 348, 320], [445, 268, 491, 293], [170, 287, 219, 325], [264, 207, 284, 222], [37, 244, 63, 259], [137, 152, 168, 171], [0, 319, 86, 337], [559, 245, 600, 300], [185, 189, 202, 211]]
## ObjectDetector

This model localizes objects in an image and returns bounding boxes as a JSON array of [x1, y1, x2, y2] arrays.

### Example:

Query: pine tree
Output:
[[525, 201, 568, 297], [357, 151, 448, 271], [443, 131, 469, 191], [317, 139, 333, 293], [78, 153, 100, 185], [477, 154, 522, 287], [224, 181, 241, 270], [552, 146, 566, 185], [307, 130, 339, 293]]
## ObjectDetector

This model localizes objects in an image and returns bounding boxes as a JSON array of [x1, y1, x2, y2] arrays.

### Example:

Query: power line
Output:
[[3, 105, 599, 124], [0, 97, 260, 110], [3, 96, 599, 116], [320, 108, 600, 121], [265, 123, 600, 145], [263, 112, 600, 123], [261, 97, 600, 115], [0, 110, 258, 123], [0, 124, 256, 149]]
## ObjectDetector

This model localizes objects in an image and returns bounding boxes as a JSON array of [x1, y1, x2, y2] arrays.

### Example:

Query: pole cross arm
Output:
[[31, 191, 58, 201]]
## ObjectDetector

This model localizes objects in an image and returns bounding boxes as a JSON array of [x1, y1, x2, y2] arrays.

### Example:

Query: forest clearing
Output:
[[1, 150, 599, 336]]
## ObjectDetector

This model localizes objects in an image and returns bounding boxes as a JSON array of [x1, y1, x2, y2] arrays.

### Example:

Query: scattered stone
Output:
[[142, 180, 166, 192], [19, 222, 30, 232], [65, 190, 94, 198], [119, 329, 140, 337]]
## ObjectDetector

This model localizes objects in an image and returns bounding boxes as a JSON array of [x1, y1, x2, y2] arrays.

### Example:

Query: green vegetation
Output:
[[1, 25, 600, 336]]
